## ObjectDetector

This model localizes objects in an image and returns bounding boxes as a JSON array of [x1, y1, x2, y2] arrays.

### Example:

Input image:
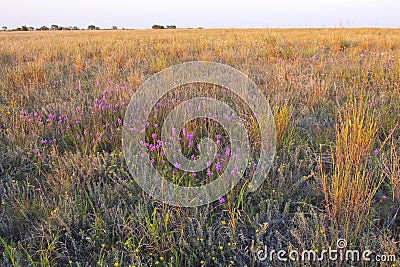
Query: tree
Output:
[[21, 25, 28, 31], [111, 26, 117, 30], [37, 26, 49, 30], [50, 24, 59, 30], [166, 25, 176, 29], [2, 26, 7, 31], [152, 24, 165, 29], [72, 26, 80, 30], [87, 25, 96, 30]]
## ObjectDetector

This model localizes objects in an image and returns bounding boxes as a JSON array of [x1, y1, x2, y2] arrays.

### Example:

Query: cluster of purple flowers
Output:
[[19, 83, 128, 151]]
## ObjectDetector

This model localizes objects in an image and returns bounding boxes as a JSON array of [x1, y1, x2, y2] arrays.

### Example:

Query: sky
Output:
[[1, 0, 399, 29]]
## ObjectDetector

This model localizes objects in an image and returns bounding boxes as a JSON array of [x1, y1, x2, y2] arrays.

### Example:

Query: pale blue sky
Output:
[[1, 0, 399, 29]]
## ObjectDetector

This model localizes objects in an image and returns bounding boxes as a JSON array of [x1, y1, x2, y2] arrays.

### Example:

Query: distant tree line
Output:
[[1, 25, 120, 31], [152, 24, 177, 29], [1, 24, 183, 32]]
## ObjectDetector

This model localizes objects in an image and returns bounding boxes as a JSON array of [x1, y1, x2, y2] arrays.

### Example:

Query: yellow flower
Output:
[[101, 243, 105, 248], [219, 245, 223, 250], [114, 262, 119, 267], [200, 260, 205, 265], [159, 256, 164, 261], [154, 261, 159, 265], [221, 220, 226, 225]]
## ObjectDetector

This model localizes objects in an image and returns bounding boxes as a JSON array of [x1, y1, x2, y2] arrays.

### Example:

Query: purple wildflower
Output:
[[225, 147, 230, 158], [231, 165, 240, 176], [215, 162, 222, 172], [174, 162, 182, 169]]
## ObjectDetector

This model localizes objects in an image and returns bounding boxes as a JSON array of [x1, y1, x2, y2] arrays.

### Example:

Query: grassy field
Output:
[[0, 28, 399, 266]]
